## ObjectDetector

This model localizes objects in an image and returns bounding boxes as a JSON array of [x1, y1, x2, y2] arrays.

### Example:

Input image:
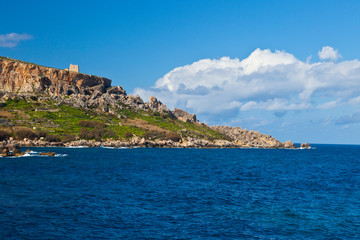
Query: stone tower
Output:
[[69, 64, 79, 73]]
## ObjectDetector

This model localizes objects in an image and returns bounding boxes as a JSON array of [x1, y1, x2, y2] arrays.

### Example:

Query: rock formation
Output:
[[211, 125, 294, 148], [172, 108, 197, 123], [0, 57, 111, 96]]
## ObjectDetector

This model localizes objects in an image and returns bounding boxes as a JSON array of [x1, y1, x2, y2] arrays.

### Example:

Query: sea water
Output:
[[0, 145, 359, 239]]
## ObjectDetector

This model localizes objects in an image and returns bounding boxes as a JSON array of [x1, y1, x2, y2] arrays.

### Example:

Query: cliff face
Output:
[[0, 58, 111, 96]]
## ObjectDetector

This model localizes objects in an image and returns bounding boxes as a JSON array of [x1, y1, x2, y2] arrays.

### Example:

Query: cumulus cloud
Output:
[[318, 46, 341, 61], [134, 47, 360, 122], [0, 33, 32, 47]]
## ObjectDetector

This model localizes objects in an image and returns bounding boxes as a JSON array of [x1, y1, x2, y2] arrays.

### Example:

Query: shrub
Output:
[[124, 131, 133, 138], [14, 128, 37, 140], [45, 134, 61, 142], [37, 130, 48, 138], [104, 129, 117, 139], [165, 132, 181, 142], [62, 134, 76, 143], [30, 96, 38, 101], [0, 130, 10, 140], [79, 128, 93, 140], [78, 120, 106, 129], [143, 130, 165, 140]]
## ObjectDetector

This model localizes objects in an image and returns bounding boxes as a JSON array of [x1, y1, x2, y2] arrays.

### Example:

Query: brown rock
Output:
[[0, 58, 111, 96], [1, 148, 10, 157], [300, 143, 311, 148], [283, 140, 296, 148], [172, 108, 197, 123], [38, 152, 56, 157], [147, 96, 171, 113], [12, 147, 25, 156]]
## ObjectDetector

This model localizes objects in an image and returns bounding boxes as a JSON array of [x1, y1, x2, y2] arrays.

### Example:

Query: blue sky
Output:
[[2, 0, 360, 144]]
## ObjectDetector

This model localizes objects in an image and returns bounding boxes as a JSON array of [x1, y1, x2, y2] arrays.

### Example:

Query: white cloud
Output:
[[349, 96, 360, 105], [317, 100, 338, 109], [318, 46, 341, 61], [134, 47, 360, 121], [0, 33, 32, 47]]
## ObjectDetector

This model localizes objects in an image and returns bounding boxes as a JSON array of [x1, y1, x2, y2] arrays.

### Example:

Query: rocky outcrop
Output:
[[147, 96, 171, 114], [172, 108, 197, 123], [300, 143, 311, 149], [1, 144, 25, 157], [38, 152, 56, 156], [283, 140, 296, 149], [0, 58, 111, 96], [211, 125, 295, 148]]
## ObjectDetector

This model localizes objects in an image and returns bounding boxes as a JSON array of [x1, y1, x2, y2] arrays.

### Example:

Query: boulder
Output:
[[147, 96, 171, 113], [12, 146, 25, 156], [283, 140, 296, 148], [1, 148, 10, 157], [300, 143, 311, 148], [172, 108, 197, 123]]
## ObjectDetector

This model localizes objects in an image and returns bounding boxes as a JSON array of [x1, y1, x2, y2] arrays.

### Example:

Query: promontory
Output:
[[0, 56, 300, 149]]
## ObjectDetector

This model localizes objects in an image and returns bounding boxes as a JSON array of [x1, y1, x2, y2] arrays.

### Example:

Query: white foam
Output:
[[100, 146, 115, 149], [66, 146, 89, 148], [54, 154, 68, 157]]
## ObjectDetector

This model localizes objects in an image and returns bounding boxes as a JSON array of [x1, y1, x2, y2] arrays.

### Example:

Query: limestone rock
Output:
[[172, 108, 197, 123], [38, 152, 56, 156], [283, 140, 296, 148], [0, 58, 111, 96], [300, 143, 311, 149], [1, 148, 10, 157], [147, 96, 170, 113]]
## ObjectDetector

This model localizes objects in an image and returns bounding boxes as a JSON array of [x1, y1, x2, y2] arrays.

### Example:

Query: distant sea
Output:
[[1, 145, 360, 239]]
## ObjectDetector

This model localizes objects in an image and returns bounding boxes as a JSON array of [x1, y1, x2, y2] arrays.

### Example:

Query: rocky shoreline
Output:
[[0, 136, 310, 151]]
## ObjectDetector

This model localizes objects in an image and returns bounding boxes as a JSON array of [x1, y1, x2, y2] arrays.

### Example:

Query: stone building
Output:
[[65, 64, 79, 73]]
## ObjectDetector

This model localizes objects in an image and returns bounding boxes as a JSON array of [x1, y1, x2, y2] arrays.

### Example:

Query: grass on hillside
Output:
[[0, 98, 225, 142]]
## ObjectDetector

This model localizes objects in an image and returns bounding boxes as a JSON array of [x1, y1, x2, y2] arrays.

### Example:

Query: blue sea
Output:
[[1, 145, 360, 239]]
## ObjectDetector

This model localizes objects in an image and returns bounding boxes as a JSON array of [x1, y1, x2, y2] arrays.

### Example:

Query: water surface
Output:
[[1, 145, 359, 239]]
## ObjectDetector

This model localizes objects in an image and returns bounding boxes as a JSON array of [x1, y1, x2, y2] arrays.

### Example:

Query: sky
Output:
[[2, 0, 360, 144]]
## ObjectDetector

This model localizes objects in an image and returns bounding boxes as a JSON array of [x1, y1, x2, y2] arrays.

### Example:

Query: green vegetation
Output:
[[0, 97, 225, 142]]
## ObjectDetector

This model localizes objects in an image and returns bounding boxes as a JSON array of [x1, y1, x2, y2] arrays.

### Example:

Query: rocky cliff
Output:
[[0, 56, 298, 148], [0, 57, 111, 96]]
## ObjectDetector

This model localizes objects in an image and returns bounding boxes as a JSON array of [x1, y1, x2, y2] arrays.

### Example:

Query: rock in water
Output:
[[283, 140, 296, 148], [38, 152, 57, 157], [300, 143, 311, 148], [1, 148, 10, 157]]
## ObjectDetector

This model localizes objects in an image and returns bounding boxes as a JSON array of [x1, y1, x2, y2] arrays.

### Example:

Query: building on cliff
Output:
[[65, 64, 79, 73]]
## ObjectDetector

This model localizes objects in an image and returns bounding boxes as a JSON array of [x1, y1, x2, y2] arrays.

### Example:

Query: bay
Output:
[[1, 145, 360, 239]]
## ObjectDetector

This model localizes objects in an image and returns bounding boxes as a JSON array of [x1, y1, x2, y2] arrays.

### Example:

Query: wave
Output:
[[0, 152, 68, 158], [66, 146, 89, 148], [100, 146, 115, 149]]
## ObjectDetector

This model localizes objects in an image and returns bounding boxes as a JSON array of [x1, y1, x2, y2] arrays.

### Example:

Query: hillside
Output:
[[0, 57, 297, 148]]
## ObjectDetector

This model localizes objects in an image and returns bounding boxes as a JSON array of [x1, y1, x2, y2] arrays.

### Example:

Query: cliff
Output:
[[0, 56, 297, 149], [0, 57, 111, 96]]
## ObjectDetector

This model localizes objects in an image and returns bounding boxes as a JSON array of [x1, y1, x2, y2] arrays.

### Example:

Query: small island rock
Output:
[[38, 152, 57, 157]]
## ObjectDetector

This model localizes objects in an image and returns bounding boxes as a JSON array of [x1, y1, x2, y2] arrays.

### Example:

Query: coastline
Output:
[[0, 137, 302, 150]]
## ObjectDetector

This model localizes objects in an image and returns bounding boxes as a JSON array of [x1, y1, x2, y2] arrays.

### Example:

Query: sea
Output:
[[0, 144, 359, 239]]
